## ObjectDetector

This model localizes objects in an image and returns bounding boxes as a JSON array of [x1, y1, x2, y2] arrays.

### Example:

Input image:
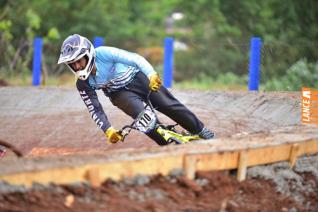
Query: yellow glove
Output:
[[149, 73, 162, 91], [105, 127, 123, 144]]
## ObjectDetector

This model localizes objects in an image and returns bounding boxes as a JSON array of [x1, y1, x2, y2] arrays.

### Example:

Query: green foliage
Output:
[[46, 27, 60, 40], [0, 20, 12, 40], [26, 9, 41, 30], [173, 0, 318, 84], [0, 6, 41, 82], [175, 72, 246, 91], [216, 72, 247, 85], [0, 0, 317, 89], [263, 59, 318, 91]]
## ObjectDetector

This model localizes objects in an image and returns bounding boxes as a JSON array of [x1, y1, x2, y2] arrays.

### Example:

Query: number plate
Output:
[[134, 108, 157, 133]]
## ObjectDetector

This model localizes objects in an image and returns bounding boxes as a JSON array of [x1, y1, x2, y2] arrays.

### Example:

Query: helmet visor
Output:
[[57, 34, 83, 64], [58, 44, 81, 64]]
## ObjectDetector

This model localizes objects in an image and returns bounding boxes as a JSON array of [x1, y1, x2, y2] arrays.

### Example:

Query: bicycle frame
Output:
[[156, 126, 200, 144], [119, 91, 201, 144]]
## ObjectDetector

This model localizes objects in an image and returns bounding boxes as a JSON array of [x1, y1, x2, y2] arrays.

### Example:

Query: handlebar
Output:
[[118, 91, 156, 141], [118, 125, 135, 141]]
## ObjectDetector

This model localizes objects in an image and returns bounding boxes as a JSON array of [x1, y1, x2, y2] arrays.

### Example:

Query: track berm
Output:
[[0, 87, 317, 211]]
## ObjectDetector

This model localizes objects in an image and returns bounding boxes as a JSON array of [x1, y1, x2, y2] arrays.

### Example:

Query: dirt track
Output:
[[0, 87, 302, 155], [0, 86, 318, 211]]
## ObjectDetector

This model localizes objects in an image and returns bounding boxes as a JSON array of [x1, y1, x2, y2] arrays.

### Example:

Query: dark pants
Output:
[[109, 72, 204, 145]]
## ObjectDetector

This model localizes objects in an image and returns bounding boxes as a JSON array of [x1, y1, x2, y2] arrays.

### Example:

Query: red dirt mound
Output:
[[0, 171, 307, 211]]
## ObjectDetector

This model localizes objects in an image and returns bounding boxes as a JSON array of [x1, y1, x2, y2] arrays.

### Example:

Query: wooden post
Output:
[[85, 167, 101, 187], [184, 155, 197, 180], [237, 150, 249, 181], [289, 144, 300, 168]]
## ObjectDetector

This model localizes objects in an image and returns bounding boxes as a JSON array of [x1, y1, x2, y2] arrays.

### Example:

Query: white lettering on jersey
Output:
[[79, 90, 104, 129]]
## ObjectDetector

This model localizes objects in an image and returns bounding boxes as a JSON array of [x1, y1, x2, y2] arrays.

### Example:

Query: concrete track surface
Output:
[[1, 86, 318, 211]]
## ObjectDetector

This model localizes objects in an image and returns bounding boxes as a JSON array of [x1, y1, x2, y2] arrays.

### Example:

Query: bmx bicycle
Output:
[[119, 91, 201, 144], [0, 140, 23, 158]]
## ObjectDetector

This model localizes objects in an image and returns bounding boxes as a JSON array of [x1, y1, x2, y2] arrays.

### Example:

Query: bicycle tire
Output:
[[0, 140, 23, 158]]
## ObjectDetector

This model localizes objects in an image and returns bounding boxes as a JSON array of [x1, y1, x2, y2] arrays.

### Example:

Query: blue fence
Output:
[[32, 36, 262, 90], [93, 37, 104, 48], [163, 37, 174, 88], [248, 37, 262, 91], [32, 37, 43, 86]]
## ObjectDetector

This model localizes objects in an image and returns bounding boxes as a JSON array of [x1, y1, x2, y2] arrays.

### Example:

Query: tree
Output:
[[0, 0, 317, 88]]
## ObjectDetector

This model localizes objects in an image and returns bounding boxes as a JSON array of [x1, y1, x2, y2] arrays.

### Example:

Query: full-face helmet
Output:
[[58, 34, 95, 80]]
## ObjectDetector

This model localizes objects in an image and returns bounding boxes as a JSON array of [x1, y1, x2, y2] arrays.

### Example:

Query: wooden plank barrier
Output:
[[0, 139, 317, 187]]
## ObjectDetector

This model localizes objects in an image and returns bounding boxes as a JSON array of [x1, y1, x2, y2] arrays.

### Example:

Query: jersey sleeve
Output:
[[98, 46, 156, 78], [76, 79, 111, 133]]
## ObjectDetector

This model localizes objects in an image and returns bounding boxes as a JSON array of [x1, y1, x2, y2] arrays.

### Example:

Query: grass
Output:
[[2, 73, 76, 87], [174, 80, 246, 91], [2, 72, 247, 91]]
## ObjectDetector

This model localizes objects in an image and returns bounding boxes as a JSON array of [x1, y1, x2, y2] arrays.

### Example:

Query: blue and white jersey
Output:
[[88, 46, 155, 93], [76, 46, 156, 133]]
